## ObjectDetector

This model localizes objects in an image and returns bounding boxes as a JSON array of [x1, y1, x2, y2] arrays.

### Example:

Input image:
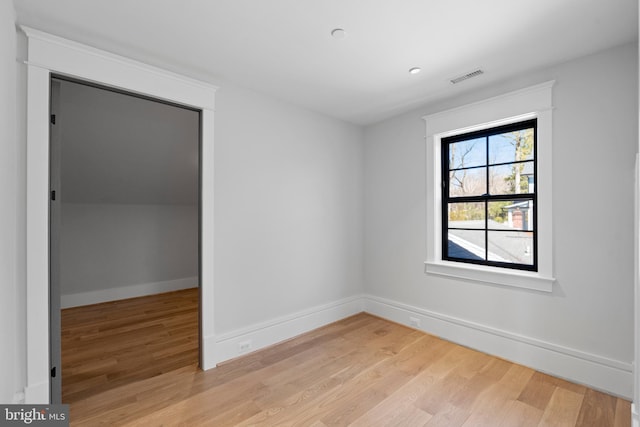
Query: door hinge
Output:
[[50, 114, 56, 125], [51, 190, 56, 201], [51, 366, 56, 378]]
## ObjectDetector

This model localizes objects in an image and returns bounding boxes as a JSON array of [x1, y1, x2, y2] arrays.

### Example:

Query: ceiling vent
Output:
[[450, 69, 484, 84]]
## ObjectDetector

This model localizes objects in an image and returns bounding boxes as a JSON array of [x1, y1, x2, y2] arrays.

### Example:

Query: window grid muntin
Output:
[[442, 119, 537, 271]]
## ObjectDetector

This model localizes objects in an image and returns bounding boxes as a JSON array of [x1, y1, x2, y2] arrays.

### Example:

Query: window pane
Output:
[[449, 167, 486, 197], [449, 137, 486, 169], [448, 202, 485, 229], [447, 230, 486, 261], [488, 161, 534, 195], [488, 128, 534, 164], [488, 200, 533, 231], [487, 231, 534, 265]]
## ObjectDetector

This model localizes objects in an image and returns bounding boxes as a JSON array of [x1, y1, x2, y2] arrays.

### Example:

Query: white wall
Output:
[[60, 203, 199, 306], [635, 26, 640, 425], [214, 83, 364, 334], [9, 30, 364, 399], [364, 43, 638, 395], [0, 0, 19, 404]]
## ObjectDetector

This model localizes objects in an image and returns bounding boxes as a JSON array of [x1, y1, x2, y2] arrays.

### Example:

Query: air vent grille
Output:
[[450, 69, 484, 84]]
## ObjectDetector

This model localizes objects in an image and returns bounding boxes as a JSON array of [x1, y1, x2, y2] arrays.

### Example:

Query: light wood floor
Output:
[[61, 288, 199, 403], [63, 294, 630, 426]]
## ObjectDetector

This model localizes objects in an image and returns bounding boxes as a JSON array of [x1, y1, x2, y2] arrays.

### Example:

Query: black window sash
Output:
[[441, 119, 537, 271]]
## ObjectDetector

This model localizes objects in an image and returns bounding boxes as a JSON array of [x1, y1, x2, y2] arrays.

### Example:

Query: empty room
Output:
[[1, 1, 639, 426]]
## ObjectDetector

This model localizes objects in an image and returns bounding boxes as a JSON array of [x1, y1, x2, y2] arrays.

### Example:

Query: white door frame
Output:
[[22, 26, 217, 403]]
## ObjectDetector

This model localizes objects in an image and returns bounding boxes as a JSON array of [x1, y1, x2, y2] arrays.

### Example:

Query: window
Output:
[[442, 119, 537, 271], [423, 81, 554, 292]]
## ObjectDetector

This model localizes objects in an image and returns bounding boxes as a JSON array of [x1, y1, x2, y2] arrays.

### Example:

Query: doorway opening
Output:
[[49, 76, 202, 403]]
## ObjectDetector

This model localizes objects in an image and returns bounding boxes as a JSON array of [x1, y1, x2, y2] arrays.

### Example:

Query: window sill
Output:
[[424, 260, 554, 292]]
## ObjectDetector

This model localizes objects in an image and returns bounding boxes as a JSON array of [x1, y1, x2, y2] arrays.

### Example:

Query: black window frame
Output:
[[441, 119, 538, 271]]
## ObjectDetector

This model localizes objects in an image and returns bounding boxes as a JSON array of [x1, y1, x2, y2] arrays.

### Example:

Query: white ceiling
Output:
[[14, 0, 639, 125], [57, 79, 199, 205]]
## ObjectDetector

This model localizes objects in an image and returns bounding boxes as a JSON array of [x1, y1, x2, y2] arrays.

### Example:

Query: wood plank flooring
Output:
[[61, 288, 199, 403], [62, 294, 630, 426]]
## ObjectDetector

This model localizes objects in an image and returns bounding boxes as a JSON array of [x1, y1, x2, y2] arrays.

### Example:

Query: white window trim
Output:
[[423, 81, 555, 292]]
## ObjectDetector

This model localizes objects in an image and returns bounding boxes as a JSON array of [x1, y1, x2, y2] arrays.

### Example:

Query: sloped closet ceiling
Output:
[[58, 80, 200, 205]]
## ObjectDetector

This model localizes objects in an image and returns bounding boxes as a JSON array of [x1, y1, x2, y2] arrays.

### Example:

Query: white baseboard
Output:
[[191, 292, 634, 399], [12, 391, 25, 404], [632, 403, 639, 427], [23, 382, 48, 404], [61, 277, 199, 308], [364, 294, 633, 399], [202, 295, 364, 369]]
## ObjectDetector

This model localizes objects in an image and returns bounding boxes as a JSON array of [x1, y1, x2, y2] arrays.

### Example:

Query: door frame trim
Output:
[[22, 26, 218, 403]]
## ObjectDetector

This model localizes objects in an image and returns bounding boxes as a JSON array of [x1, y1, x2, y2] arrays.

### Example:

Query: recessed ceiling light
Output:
[[409, 67, 422, 75], [331, 28, 347, 39]]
